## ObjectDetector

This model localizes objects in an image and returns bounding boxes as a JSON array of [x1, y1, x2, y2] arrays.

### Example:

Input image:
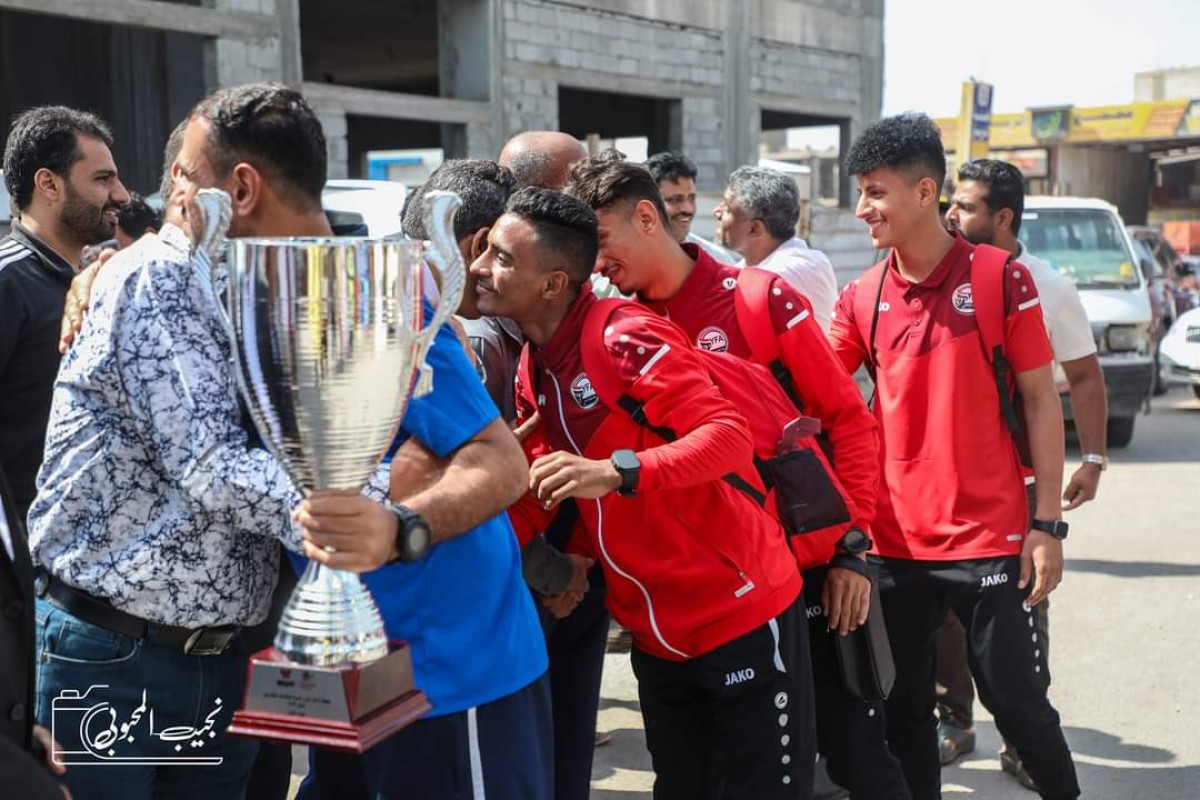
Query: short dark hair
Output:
[[190, 83, 326, 211], [505, 186, 598, 292], [645, 151, 697, 185], [727, 166, 800, 241], [401, 159, 517, 241], [3, 106, 114, 211], [160, 119, 187, 200], [844, 112, 946, 189], [567, 149, 669, 225], [117, 193, 162, 238], [957, 159, 1026, 236]]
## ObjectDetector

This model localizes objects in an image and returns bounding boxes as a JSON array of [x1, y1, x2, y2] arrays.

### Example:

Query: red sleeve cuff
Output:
[[636, 449, 663, 493]]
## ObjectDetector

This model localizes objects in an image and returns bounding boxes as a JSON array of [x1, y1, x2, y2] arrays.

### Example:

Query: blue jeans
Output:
[[34, 597, 259, 799]]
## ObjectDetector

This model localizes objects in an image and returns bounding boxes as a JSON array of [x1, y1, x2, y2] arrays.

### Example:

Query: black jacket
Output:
[[0, 222, 75, 521], [0, 467, 62, 798]]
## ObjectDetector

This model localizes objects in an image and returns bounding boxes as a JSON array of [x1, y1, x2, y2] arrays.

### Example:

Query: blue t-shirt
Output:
[[289, 312, 546, 716]]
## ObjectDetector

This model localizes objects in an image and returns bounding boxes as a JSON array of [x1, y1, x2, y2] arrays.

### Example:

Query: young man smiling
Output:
[[476, 186, 813, 799], [565, 152, 906, 799], [829, 113, 1080, 800]]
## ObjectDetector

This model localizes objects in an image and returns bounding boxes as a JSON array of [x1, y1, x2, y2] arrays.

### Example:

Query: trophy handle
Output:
[[192, 188, 236, 340], [411, 190, 466, 398]]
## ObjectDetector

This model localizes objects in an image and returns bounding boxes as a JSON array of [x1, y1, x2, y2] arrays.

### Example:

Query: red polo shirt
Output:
[[828, 236, 1053, 561]]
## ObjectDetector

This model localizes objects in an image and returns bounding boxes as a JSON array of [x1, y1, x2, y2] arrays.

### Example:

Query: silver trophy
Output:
[[197, 188, 464, 749]]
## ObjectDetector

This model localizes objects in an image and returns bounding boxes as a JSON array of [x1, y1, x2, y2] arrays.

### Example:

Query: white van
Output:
[[1018, 197, 1154, 447]]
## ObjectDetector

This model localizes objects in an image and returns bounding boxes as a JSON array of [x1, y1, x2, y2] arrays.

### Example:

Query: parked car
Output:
[[1158, 306, 1200, 400], [1019, 197, 1154, 448], [321, 179, 408, 237], [1128, 235, 1173, 395]]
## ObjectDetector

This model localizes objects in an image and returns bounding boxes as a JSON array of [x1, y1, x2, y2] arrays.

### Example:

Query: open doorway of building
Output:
[[300, 0, 439, 95], [759, 110, 848, 211], [558, 87, 681, 157]]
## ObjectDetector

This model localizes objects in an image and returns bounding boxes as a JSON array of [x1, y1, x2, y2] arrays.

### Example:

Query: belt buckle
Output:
[[183, 627, 237, 657]]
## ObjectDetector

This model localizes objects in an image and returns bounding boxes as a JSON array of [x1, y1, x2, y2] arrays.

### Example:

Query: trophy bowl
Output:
[[210, 189, 465, 752]]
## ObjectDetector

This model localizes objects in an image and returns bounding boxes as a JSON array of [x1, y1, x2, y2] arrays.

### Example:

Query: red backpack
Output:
[[579, 298, 853, 537], [851, 244, 1032, 467]]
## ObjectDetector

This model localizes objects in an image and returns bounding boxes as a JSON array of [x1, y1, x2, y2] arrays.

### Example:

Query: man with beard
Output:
[[646, 150, 735, 263], [0, 106, 129, 522]]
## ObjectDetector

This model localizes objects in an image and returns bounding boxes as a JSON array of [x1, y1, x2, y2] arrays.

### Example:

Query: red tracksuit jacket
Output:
[[644, 245, 881, 570], [509, 286, 801, 661]]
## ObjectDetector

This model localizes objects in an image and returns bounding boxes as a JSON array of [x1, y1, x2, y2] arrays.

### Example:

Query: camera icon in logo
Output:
[[50, 685, 224, 766]]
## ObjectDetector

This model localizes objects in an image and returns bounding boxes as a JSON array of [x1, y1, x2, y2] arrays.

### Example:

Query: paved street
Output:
[[590, 387, 1200, 798]]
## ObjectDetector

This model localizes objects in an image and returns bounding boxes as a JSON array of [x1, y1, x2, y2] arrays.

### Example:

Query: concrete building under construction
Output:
[[0, 0, 884, 208]]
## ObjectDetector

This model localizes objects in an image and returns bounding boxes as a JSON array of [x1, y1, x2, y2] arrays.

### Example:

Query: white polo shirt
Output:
[[744, 237, 838, 333], [1016, 242, 1097, 363]]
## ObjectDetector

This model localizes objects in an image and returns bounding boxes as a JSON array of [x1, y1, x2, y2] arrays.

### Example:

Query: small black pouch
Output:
[[833, 580, 896, 701], [765, 448, 851, 535]]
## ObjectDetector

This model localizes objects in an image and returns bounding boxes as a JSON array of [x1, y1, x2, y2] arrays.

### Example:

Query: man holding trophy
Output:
[[28, 83, 551, 800]]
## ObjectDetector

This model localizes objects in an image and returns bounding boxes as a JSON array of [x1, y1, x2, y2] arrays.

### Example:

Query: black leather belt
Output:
[[39, 575, 240, 656]]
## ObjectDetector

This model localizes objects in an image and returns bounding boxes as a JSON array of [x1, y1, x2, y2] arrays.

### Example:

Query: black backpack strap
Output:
[[865, 266, 887, 385], [768, 358, 805, 413], [616, 392, 767, 508]]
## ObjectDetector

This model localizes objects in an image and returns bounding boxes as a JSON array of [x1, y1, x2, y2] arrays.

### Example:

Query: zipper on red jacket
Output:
[[546, 370, 690, 659]]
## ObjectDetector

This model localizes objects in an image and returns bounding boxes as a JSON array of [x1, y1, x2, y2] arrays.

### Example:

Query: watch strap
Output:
[[1030, 518, 1069, 540], [829, 553, 870, 578], [388, 503, 430, 563]]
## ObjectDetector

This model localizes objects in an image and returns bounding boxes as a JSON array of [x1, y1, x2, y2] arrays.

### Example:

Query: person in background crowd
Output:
[[716, 166, 839, 332], [645, 150, 736, 263], [499, 130, 589, 190], [830, 112, 1079, 800], [939, 158, 1106, 789], [0, 106, 129, 522], [114, 192, 162, 249], [485, 186, 814, 799]]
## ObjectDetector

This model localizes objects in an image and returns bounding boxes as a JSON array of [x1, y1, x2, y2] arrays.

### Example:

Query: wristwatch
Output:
[[1081, 453, 1108, 471], [1030, 518, 1069, 541], [388, 504, 432, 563], [611, 449, 641, 497], [836, 527, 873, 556]]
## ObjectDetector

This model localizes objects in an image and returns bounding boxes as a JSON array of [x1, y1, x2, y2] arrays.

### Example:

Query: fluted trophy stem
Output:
[[193, 187, 464, 670]]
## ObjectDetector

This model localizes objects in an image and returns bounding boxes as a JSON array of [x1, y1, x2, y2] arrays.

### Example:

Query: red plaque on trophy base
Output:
[[227, 643, 431, 753]]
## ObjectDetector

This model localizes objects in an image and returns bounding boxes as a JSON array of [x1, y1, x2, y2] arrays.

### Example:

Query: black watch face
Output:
[[841, 528, 870, 553], [613, 450, 639, 471], [406, 523, 431, 556]]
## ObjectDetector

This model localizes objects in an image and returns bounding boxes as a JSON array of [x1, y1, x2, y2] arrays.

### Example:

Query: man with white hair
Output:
[[716, 166, 839, 332]]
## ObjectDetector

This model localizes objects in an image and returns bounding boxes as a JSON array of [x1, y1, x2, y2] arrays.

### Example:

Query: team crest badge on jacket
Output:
[[570, 373, 599, 409], [951, 283, 975, 315], [696, 326, 729, 352]]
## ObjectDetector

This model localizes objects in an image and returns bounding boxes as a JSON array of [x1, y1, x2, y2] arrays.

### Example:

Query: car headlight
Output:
[[1105, 324, 1144, 353]]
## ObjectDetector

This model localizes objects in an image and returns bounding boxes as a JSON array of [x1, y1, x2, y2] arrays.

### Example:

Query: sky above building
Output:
[[883, 0, 1200, 117]]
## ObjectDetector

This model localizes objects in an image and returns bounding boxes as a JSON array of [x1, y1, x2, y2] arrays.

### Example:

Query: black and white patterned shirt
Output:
[[29, 225, 309, 627]]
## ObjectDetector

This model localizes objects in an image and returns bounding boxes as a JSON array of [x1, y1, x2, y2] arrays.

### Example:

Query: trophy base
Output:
[[228, 690, 431, 752], [228, 644, 432, 752]]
